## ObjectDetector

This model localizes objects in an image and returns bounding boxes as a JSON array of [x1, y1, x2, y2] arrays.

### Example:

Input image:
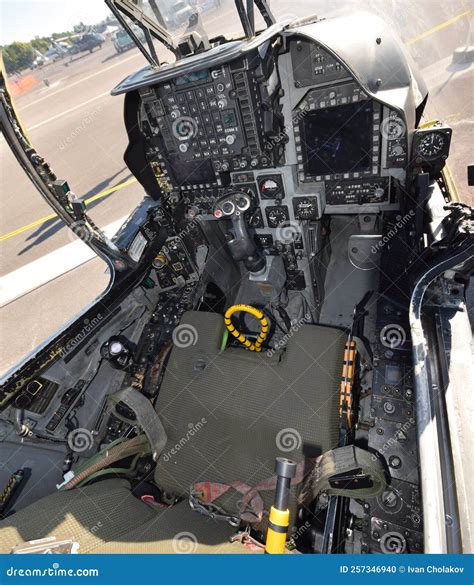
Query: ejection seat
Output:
[[0, 312, 345, 554]]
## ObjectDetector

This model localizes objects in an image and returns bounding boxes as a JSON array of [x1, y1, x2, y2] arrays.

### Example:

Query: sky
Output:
[[0, 0, 112, 45]]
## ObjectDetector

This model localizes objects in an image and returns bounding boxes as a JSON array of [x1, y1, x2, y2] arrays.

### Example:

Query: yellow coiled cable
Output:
[[224, 304, 269, 352]]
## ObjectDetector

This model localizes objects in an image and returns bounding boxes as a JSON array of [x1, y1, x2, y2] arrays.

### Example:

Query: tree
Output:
[[2, 42, 34, 73], [73, 22, 87, 33], [52, 31, 73, 41], [31, 37, 50, 54]]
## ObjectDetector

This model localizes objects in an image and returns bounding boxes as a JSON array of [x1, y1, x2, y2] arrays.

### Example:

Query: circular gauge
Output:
[[259, 177, 282, 199], [266, 206, 289, 228], [294, 197, 318, 220], [247, 209, 264, 228], [417, 132, 446, 160]]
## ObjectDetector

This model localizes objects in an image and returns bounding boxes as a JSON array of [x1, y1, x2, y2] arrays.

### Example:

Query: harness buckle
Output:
[[189, 487, 240, 527]]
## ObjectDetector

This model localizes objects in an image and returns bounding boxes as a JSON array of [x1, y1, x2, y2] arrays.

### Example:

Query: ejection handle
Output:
[[265, 457, 297, 554]]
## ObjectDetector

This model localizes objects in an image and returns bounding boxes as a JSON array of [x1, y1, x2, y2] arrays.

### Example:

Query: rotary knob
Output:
[[152, 253, 167, 269]]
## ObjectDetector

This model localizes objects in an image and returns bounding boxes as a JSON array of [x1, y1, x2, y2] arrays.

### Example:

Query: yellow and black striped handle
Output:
[[265, 457, 296, 554], [224, 304, 269, 352], [265, 506, 290, 554], [340, 339, 357, 428]]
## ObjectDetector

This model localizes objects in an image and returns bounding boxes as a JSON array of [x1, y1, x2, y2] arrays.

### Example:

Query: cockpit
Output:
[[0, 0, 471, 558]]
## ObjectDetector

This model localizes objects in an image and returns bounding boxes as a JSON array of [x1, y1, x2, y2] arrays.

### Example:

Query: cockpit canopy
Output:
[[107, 0, 277, 62]]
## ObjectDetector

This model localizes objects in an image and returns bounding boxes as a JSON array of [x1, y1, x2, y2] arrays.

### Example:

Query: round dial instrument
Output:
[[417, 132, 446, 160], [293, 197, 319, 220], [259, 177, 282, 199], [266, 206, 289, 228]]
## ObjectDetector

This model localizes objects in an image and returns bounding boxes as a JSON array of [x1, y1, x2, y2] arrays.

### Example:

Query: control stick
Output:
[[227, 212, 266, 272], [215, 191, 266, 273]]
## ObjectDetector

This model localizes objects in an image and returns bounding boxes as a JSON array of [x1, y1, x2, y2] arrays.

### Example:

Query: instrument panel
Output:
[[138, 30, 415, 221], [140, 54, 283, 197], [290, 39, 351, 87], [155, 65, 246, 176]]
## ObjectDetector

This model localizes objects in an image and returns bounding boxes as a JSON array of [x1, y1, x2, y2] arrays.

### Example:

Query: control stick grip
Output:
[[227, 213, 265, 273]]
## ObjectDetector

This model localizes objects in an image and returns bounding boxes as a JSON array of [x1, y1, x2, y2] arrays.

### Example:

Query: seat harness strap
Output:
[[109, 387, 167, 462], [191, 460, 311, 524], [191, 446, 387, 525], [299, 445, 387, 505]]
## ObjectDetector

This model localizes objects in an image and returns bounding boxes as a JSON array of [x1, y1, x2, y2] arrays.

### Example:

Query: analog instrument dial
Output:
[[417, 132, 446, 160]]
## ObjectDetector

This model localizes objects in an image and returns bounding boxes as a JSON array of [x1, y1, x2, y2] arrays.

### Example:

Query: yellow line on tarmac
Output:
[[406, 9, 473, 46], [0, 177, 137, 242]]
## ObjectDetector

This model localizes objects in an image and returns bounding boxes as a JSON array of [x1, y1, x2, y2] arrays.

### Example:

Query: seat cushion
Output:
[[95, 500, 254, 554], [0, 480, 252, 554], [0, 480, 154, 554], [154, 311, 345, 526]]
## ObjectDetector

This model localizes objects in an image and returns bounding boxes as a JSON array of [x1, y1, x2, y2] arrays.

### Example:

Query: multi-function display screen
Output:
[[301, 101, 373, 177], [168, 156, 216, 186]]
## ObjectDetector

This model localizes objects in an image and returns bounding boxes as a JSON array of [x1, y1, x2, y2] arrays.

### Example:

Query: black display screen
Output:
[[175, 69, 210, 86], [168, 155, 216, 186], [301, 101, 373, 176]]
